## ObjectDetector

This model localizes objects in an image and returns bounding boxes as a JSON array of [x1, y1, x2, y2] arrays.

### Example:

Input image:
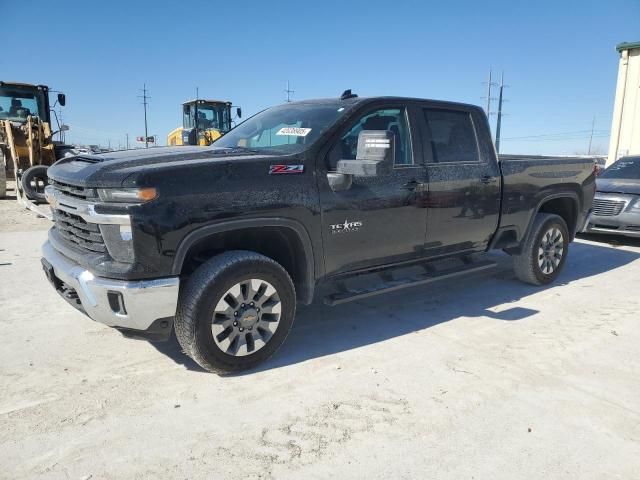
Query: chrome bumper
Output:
[[41, 240, 180, 331]]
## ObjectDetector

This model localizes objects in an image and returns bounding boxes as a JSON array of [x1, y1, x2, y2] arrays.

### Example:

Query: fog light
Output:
[[107, 291, 127, 315]]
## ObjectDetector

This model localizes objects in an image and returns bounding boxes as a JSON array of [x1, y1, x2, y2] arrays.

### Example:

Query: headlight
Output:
[[631, 197, 640, 210], [97, 187, 157, 203]]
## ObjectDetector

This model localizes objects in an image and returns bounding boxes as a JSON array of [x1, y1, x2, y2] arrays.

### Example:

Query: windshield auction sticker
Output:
[[276, 127, 311, 137]]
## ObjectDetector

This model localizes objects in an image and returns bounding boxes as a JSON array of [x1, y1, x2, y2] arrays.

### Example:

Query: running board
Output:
[[324, 259, 497, 306]]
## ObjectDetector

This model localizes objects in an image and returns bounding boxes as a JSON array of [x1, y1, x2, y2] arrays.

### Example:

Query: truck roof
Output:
[[0, 81, 49, 90], [182, 99, 231, 105], [286, 95, 482, 111]]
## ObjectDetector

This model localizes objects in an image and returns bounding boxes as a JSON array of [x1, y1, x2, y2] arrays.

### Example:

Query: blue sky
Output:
[[3, 0, 638, 154]]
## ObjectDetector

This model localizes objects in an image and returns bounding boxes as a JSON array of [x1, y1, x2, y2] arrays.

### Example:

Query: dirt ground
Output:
[[0, 181, 51, 232], [1, 199, 639, 479]]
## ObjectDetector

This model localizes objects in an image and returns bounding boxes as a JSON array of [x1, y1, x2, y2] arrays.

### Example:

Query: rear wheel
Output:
[[21, 165, 49, 202], [513, 213, 569, 285], [175, 250, 296, 374]]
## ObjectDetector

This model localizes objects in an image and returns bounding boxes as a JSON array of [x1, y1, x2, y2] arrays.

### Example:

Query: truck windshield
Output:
[[600, 157, 640, 179], [213, 103, 349, 154], [0, 86, 47, 122]]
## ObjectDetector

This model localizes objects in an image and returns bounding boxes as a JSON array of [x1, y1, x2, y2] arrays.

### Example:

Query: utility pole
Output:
[[495, 72, 507, 153], [58, 106, 65, 143], [587, 116, 595, 155], [138, 84, 150, 148], [284, 81, 294, 102], [482, 68, 497, 121]]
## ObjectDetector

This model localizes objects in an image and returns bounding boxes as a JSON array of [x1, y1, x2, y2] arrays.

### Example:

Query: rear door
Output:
[[419, 105, 501, 255], [318, 104, 429, 276]]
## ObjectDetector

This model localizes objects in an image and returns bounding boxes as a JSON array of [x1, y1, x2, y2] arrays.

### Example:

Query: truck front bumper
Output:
[[41, 240, 180, 338]]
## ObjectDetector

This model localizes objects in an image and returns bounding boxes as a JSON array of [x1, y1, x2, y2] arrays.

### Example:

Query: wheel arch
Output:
[[536, 193, 580, 239], [172, 218, 315, 304], [503, 192, 581, 255]]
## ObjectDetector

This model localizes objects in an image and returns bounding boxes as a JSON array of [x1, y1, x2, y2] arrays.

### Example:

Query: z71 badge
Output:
[[269, 164, 304, 175]]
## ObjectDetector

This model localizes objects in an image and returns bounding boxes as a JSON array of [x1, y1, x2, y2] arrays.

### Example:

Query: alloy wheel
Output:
[[538, 227, 564, 275], [211, 279, 282, 356]]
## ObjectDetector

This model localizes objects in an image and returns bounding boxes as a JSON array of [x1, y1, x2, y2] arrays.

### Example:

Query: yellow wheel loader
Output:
[[0, 81, 72, 203], [167, 99, 241, 146]]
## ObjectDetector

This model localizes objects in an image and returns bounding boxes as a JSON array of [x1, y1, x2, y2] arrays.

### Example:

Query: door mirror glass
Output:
[[236, 107, 242, 118], [60, 124, 70, 132], [57, 93, 66, 107], [336, 130, 394, 177], [327, 172, 353, 191]]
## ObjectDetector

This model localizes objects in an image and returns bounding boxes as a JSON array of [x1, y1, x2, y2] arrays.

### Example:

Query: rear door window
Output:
[[423, 109, 479, 163]]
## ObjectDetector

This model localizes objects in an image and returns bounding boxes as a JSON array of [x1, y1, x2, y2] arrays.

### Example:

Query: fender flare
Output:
[[524, 191, 581, 242], [171, 217, 315, 303]]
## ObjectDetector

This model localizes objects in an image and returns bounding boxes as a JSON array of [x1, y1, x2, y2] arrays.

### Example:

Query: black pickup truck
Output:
[[41, 92, 595, 373]]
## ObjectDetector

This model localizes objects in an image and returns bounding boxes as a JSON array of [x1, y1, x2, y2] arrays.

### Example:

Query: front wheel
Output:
[[513, 213, 569, 285], [175, 250, 296, 374]]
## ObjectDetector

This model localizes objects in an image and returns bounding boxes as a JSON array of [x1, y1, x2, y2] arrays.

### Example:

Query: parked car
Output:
[[584, 155, 640, 237], [41, 93, 596, 373]]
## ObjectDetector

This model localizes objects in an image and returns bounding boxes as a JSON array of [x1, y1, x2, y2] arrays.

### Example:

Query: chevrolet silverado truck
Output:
[[41, 91, 596, 373]]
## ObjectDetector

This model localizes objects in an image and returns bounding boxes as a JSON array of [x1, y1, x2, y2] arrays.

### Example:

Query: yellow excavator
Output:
[[167, 99, 241, 146], [0, 81, 72, 202]]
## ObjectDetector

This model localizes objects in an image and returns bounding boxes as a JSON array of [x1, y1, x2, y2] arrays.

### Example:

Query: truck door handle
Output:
[[402, 180, 425, 191], [480, 175, 497, 184]]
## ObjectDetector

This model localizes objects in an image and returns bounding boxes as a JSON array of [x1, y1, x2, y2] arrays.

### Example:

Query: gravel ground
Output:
[[1, 199, 639, 480], [0, 181, 51, 232]]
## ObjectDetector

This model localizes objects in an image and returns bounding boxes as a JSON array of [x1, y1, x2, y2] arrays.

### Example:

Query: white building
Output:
[[608, 41, 640, 166]]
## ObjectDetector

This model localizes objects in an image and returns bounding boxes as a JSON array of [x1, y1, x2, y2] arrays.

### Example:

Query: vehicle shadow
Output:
[[577, 232, 640, 248], [151, 240, 639, 374]]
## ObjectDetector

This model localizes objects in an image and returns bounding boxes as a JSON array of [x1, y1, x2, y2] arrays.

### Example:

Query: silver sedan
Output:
[[585, 156, 640, 238]]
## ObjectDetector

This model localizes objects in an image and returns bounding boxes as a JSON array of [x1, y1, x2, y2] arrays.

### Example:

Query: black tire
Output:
[[21, 165, 49, 202], [513, 213, 569, 285], [175, 250, 296, 374]]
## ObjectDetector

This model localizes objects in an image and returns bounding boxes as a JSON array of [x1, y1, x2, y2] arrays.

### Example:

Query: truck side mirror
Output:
[[236, 107, 242, 118], [336, 130, 394, 177], [60, 124, 70, 132], [57, 93, 66, 107]]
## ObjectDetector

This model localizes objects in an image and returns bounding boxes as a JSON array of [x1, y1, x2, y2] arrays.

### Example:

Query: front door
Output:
[[318, 105, 429, 276]]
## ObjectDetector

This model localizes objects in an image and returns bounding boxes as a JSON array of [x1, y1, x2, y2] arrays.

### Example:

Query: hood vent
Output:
[[73, 156, 102, 164]]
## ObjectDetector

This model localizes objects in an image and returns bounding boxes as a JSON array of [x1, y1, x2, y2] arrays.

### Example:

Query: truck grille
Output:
[[592, 198, 626, 216], [49, 179, 97, 201], [50, 181, 106, 253]]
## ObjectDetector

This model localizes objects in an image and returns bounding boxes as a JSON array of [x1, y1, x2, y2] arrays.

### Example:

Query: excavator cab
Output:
[[0, 81, 71, 201], [167, 99, 240, 146]]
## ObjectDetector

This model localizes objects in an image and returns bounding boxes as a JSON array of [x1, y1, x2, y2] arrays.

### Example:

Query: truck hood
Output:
[[596, 178, 640, 196], [47, 146, 274, 187]]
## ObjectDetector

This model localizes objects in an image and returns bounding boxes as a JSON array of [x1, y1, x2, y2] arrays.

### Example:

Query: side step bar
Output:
[[324, 258, 497, 306]]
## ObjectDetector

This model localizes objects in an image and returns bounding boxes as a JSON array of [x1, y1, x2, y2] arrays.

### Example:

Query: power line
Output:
[[502, 134, 610, 143], [502, 129, 609, 140]]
